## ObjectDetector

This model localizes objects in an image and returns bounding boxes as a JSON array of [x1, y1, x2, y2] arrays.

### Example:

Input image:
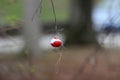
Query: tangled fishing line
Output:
[[32, 0, 65, 74]]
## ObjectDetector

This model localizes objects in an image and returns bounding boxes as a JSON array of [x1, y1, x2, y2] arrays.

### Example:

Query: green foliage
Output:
[[6, 15, 19, 27], [41, 0, 70, 22], [0, 0, 70, 26], [17, 63, 37, 73], [17, 48, 30, 59], [0, 0, 22, 26], [29, 65, 37, 73], [17, 63, 25, 71]]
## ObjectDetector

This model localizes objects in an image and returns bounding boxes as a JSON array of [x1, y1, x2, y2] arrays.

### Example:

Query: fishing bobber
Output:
[[50, 36, 62, 47]]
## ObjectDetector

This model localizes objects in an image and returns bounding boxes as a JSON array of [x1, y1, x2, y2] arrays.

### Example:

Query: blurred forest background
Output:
[[0, 0, 120, 80]]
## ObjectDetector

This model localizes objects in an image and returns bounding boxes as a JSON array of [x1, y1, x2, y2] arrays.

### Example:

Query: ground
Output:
[[0, 45, 120, 80]]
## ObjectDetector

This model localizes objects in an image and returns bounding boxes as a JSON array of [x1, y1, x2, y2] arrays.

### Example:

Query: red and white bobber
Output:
[[50, 36, 62, 47]]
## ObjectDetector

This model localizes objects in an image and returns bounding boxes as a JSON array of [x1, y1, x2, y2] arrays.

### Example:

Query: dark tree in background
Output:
[[65, 0, 97, 45]]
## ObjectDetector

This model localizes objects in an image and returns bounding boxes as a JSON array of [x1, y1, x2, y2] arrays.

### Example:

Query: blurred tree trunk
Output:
[[23, 0, 41, 55], [65, 0, 98, 45]]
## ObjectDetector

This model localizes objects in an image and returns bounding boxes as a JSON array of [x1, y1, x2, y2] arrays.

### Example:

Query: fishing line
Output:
[[50, 0, 58, 33], [49, 0, 63, 74], [32, 0, 43, 21], [55, 50, 63, 74], [32, 0, 63, 74]]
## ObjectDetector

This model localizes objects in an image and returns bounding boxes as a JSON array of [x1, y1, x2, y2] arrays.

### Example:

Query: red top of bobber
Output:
[[50, 36, 62, 47]]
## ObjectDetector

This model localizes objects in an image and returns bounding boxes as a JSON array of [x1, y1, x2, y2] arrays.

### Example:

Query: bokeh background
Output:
[[0, 0, 120, 80]]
